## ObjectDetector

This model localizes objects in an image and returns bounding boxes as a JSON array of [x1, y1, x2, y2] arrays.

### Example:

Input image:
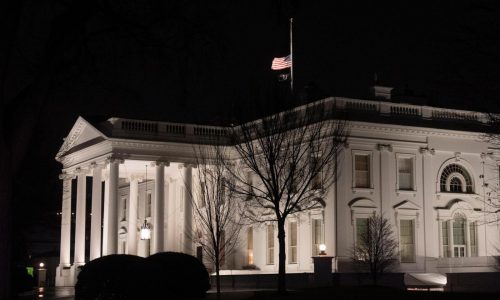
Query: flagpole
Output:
[[290, 17, 294, 94]]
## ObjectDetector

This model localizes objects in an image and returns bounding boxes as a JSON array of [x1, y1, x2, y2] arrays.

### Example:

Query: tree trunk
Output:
[[277, 218, 286, 293], [215, 254, 221, 295]]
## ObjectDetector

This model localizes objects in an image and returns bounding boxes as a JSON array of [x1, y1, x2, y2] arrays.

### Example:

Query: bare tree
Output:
[[228, 101, 348, 292], [351, 214, 398, 285], [189, 143, 243, 295]]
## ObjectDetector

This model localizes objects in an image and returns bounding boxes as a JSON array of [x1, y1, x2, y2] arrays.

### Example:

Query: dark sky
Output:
[[2, 0, 500, 257]]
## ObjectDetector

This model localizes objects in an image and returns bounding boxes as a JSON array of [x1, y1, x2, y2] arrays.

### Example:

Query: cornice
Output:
[[350, 122, 484, 140]]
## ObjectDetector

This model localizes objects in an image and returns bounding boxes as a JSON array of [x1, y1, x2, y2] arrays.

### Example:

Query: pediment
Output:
[[55, 116, 107, 160], [349, 197, 377, 209], [393, 200, 421, 211]]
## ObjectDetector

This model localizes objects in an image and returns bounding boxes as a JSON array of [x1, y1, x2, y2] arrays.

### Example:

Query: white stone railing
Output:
[[108, 97, 491, 142], [110, 118, 231, 143], [333, 97, 489, 123]]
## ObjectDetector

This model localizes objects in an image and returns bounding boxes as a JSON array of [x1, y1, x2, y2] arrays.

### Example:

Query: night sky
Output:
[[2, 0, 500, 259]]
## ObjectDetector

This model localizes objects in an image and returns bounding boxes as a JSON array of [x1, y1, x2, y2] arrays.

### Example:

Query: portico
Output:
[[54, 117, 199, 286]]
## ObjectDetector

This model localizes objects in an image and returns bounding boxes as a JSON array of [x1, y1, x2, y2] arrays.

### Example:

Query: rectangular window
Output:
[[453, 218, 466, 257], [400, 219, 415, 263], [398, 157, 414, 190], [356, 218, 368, 246], [442, 221, 450, 258], [354, 155, 370, 188], [247, 228, 254, 265], [312, 219, 324, 256], [267, 224, 275, 265], [288, 222, 298, 264], [453, 219, 466, 245], [470, 222, 477, 257]]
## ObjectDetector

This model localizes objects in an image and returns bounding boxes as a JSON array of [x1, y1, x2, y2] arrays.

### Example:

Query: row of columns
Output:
[[58, 159, 193, 270]]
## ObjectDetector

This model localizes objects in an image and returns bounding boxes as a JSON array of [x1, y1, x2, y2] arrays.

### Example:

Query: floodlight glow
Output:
[[319, 244, 327, 255]]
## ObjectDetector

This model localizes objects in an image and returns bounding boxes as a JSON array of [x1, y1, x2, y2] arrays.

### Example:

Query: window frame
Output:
[[311, 218, 325, 256], [352, 150, 373, 190], [396, 153, 416, 192], [247, 227, 254, 265], [310, 151, 324, 190], [288, 220, 298, 264], [266, 224, 275, 265], [438, 163, 474, 194], [399, 218, 416, 263], [438, 209, 480, 258]]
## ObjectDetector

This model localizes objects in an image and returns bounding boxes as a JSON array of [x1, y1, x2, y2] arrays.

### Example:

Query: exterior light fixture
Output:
[[140, 164, 151, 240], [39, 262, 45, 268], [319, 244, 327, 255], [140, 219, 151, 240]]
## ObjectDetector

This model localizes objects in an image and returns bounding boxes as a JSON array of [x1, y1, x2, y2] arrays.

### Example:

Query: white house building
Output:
[[55, 90, 500, 286]]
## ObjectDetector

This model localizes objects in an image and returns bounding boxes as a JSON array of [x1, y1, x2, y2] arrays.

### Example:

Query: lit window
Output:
[[312, 219, 324, 256], [355, 218, 368, 246], [247, 228, 254, 265], [288, 221, 297, 264], [400, 219, 415, 263], [354, 154, 370, 188], [398, 157, 414, 190], [267, 224, 275, 265]]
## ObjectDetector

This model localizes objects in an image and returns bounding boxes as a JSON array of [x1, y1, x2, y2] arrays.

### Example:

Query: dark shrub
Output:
[[145, 252, 210, 298], [13, 266, 35, 292], [75, 254, 146, 300]]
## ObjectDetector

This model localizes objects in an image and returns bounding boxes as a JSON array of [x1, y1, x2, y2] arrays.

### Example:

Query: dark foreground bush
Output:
[[145, 252, 210, 298], [75, 254, 146, 300]]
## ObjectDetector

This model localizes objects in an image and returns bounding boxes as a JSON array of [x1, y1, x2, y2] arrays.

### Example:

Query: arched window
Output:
[[439, 164, 473, 193]]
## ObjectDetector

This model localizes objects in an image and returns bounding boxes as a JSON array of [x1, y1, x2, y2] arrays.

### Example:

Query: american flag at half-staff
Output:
[[271, 54, 292, 70]]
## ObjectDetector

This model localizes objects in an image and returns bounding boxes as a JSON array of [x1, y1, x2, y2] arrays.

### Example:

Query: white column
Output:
[[104, 158, 121, 255], [59, 174, 74, 267], [89, 164, 103, 261], [74, 169, 87, 265], [127, 176, 139, 255], [152, 162, 167, 254], [183, 165, 193, 254], [101, 174, 110, 255]]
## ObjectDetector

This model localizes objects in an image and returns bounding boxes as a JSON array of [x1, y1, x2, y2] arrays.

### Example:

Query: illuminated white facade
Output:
[[55, 95, 500, 286]]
